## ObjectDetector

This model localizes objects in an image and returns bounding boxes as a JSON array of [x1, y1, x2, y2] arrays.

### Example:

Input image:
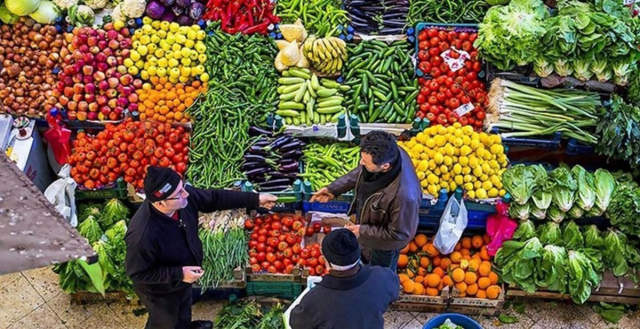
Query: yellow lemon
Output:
[[438, 126, 447, 135], [440, 165, 449, 174], [460, 145, 472, 156], [491, 175, 501, 187], [428, 184, 439, 196], [426, 138, 436, 149], [453, 163, 462, 175], [464, 174, 474, 183], [462, 167, 471, 175], [467, 190, 476, 199], [464, 182, 474, 191], [421, 180, 429, 188], [444, 156, 453, 166], [427, 174, 439, 184], [417, 160, 429, 172], [433, 153, 444, 164], [455, 175, 464, 185], [459, 156, 469, 166], [462, 126, 473, 135], [499, 189, 506, 197], [482, 181, 493, 191], [488, 188, 499, 198], [469, 156, 479, 168], [449, 182, 457, 191], [490, 144, 504, 155], [417, 172, 426, 180], [473, 166, 483, 177], [475, 189, 488, 199], [428, 160, 437, 170]]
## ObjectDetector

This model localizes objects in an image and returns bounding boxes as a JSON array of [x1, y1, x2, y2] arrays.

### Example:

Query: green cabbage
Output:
[[78, 215, 104, 244], [537, 222, 562, 245], [593, 169, 616, 212], [562, 221, 584, 250], [554, 58, 574, 77], [533, 57, 554, 77], [573, 59, 594, 82], [567, 250, 602, 304], [571, 165, 596, 211], [567, 205, 584, 219], [498, 237, 543, 293], [502, 164, 547, 205], [513, 219, 536, 241], [547, 204, 565, 223], [603, 229, 629, 277], [5, 0, 41, 16], [583, 225, 604, 249], [530, 205, 546, 220], [537, 245, 568, 293], [29, 1, 60, 24], [0, 5, 18, 23], [509, 202, 530, 221], [547, 167, 577, 212], [101, 199, 129, 229], [532, 189, 552, 211]]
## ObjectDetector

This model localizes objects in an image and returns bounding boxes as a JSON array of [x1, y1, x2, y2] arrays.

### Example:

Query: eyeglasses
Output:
[[164, 187, 188, 201]]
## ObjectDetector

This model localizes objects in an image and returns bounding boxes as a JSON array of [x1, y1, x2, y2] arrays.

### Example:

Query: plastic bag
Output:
[[44, 164, 78, 227], [434, 196, 468, 255], [486, 200, 517, 256]]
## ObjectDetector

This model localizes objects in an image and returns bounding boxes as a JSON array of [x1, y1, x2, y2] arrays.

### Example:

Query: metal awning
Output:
[[0, 153, 94, 275]]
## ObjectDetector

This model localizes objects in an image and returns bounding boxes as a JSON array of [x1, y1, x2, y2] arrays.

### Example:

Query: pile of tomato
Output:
[[246, 213, 330, 276], [69, 119, 190, 190], [416, 28, 487, 130]]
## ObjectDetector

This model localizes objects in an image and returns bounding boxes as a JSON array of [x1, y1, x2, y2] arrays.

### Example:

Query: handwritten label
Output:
[[312, 125, 320, 132], [454, 103, 475, 117], [440, 48, 471, 72]]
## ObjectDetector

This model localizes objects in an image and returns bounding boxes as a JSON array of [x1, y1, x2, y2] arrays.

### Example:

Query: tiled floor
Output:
[[1, 268, 640, 328]]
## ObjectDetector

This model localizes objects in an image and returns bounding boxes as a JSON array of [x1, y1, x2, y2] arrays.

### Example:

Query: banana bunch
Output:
[[303, 36, 348, 76], [276, 67, 351, 126]]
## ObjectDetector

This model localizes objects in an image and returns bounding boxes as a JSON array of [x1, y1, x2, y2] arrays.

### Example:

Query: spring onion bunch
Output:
[[485, 79, 601, 144]]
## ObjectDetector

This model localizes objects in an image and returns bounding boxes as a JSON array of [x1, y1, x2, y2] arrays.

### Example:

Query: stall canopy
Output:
[[0, 153, 94, 275]]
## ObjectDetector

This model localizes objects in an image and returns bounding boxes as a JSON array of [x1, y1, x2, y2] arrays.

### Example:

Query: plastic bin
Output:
[[75, 178, 128, 200], [566, 138, 594, 155], [241, 180, 303, 212], [245, 281, 303, 300], [491, 128, 562, 150], [422, 313, 482, 329]]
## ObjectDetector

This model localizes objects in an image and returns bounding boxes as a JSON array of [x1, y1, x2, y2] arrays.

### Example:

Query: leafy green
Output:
[[509, 202, 530, 221], [502, 164, 547, 205], [531, 189, 552, 211], [567, 205, 584, 219], [583, 225, 604, 248], [215, 301, 284, 329], [606, 177, 640, 238], [593, 169, 616, 213], [571, 165, 596, 211], [567, 250, 602, 304], [498, 314, 519, 324], [596, 95, 640, 171], [78, 215, 104, 244], [547, 204, 565, 223], [594, 302, 627, 324], [77, 259, 105, 295], [101, 199, 129, 229], [562, 221, 584, 250], [513, 219, 536, 241], [603, 229, 629, 277], [537, 222, 562, 245], [547, 167, 577, 212], [537, 245, 568, 292], [497, 237, 543, 293]]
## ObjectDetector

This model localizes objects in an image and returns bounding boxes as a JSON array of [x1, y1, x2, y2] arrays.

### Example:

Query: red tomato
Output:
[[297, 258, 306, 267], [266, 252, 276, 263], [306, 227, 315, 237], [310, 249, 320, 259], [273, 260, 284, 272], [268, 266, 277, 273], [285, 264, 294, 274], [276, 251, 284, 260], [271, 221, 282, 231], [261, 261, 270, 270], [427, 28, 438, 38], [249, 257, 258, 265], [244, 219, 254, 230], [252, 264, 261, 272], [315, 265, 325, 274], [286, 233, 298, 246], [292, 243, 302, 254], [278, 235, 287, 242], [300, 249, 310, 259], [270, 230, 280, 237], [307, 258, 319, 268], [278, 241, 288, 251], [249, 240, 258, 249], [323, 226, 332, 234], [268, 237, 279, 248], [257, 242, 266, 252], [282, 216, 294, 227], [257, 252, 266, 262]]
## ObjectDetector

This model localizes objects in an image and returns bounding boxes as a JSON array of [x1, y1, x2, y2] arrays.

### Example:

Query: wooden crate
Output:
[[391, 287, 450, 312], [70, 291, 134, 304], [448, 284, 505, 316], [245, 264, 309, 283]]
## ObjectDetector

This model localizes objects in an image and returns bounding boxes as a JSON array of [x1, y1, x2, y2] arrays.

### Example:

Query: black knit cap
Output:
[[144, 166, 181, 202], [322, 229, 360, 266]]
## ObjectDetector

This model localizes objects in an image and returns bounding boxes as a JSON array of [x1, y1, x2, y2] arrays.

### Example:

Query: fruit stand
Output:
[[1, 0, 640, 327]]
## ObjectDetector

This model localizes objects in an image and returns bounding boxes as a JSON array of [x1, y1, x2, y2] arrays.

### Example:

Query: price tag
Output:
[[454, 103, 475, 117], [440, 48, 471, 72], [312, 125, 320, 132], [623, 0, 637, 5]]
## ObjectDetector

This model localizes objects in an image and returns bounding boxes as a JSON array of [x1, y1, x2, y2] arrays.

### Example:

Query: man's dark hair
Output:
[[360, 130, 399, 165]]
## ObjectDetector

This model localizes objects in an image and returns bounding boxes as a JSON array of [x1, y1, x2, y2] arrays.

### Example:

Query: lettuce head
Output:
[[502, 164, 548, 205]]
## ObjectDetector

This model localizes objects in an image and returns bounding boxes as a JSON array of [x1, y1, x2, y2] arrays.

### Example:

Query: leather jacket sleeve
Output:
[[359, 196, 419, 247], [327, 166, 361, 197]]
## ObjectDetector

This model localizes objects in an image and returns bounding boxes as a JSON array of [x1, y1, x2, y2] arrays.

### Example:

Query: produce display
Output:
[[273, 21, 310, 71], [596, 95, 640, 169], [69, 120, 189, 190], [302, 35, 348, 76], [275, 0, 348, 37], [198, 210, 247, 288], [136, 79, 203, 122], [407, 0, 489, 26], [398, 123, 508, 198], [605, 175, 640, 239], [129, 18, 207, 83], [245, 213, 329, 276], [52, 23, 141, 121], [276, 68, 349, 125], [344, 0, 408, 35], [0, 18, 62, 117], [215, 301, 284, 329], [242, 132, 303, 192], [202, 0, 280, 35], [143, 0, 206, 24], [54, 199, 132, 295], [398, 233, 502, 299], [416, 27, 486, 127], [343, 40, 417, 123], [300, 143, 360, 191]]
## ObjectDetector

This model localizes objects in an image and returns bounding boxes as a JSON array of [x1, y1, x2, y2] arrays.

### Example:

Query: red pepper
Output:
[[243, 21, 270, 34]]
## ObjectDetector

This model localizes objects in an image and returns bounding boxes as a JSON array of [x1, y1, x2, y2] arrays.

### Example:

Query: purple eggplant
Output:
[[188, 2, 205, 20], [249, 126, 273, 137], [248, 145, 268, 155], [277, 158, 297, 166], [250, 176, 267, 183], [176, 0, 192, 7], [278, 140, 304, 153], [241, 162, 269, 171], [146, 1, 165, 19], [279, 162, 300, 172], [258, 185, 292, 192], [268, 171, 298, 179], [259, 178, 294, 188], [244, 154, 268, 163], [267, 135, 292, 151], [246, 167, 272, 177], [280, 149, 302, 159]]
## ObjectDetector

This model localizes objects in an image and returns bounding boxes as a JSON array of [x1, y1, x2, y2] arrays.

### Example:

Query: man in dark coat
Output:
[[125, 166, 277, 329], [311, 130, 422, 270], [289, 229, 399, 329]]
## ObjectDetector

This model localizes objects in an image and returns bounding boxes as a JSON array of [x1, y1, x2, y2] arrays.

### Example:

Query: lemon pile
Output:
[[126, 17, 208, 84], [399, 123, 508, 199]]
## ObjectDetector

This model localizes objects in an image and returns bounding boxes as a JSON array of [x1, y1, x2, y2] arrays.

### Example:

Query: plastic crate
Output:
[[414, 23, 480, 77], [485, 62, 540, 87], [566, 138, 594, 155], [301, 179, 354, 214], [241, 180, 303, 212], [491, 128, 563, 150], [75, 178, 128, 200], [267, 113, 350, 140], [246, 281, 302, 300]]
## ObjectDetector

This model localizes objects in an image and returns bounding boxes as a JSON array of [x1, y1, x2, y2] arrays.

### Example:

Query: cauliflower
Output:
[[121, 0, 145, 18], [68, 4, 94, 26], [53, 0, 79, 9], [111, 3, 127, 22], [83, 0, 108, 9]]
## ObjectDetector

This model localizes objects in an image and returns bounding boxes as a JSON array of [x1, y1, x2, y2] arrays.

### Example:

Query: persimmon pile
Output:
[[137, 77, 206, 123], [397, 234, 501, 299]]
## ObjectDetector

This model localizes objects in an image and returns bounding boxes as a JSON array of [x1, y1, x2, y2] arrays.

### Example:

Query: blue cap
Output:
[[407, 27, 415, 35], [338, 34, 345, 40], [276, 33, 283, 39], [337, 76, 344, 83], [347, 25, 354, 33], [52, 67, 60, 74], [198, 19, 205, 27], [346, 34, 354, 41], [269, 32, 277, 38], [135, 18, 143, 27]]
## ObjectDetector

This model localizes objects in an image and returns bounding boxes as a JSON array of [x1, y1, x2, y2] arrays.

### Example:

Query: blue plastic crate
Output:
[[414, 23, 479, 77], [566, 138, 594, 155], [491, 128, 562, 150]]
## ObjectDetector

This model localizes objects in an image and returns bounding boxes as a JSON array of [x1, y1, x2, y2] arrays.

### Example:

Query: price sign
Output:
[[454, 103, 475, 117]]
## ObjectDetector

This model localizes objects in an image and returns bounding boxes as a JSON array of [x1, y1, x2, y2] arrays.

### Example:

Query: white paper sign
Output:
[[454, 103, 475, 117], [440, 48, 471, 72]]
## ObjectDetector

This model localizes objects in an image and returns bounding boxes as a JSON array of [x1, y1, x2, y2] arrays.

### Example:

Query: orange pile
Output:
[[397, 234, 501, 300], [137, 77, 206, 123]]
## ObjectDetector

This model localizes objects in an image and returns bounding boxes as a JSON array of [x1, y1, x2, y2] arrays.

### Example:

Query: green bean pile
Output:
[[407, 0, 489, 26], [199, 227, 247, 289], [275, 0, 350, 37], [300, 143, 360, 191]]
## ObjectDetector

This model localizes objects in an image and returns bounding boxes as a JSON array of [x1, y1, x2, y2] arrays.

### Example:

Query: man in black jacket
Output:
[[125, 166, 277, 329], [289, 229, 399, 329]]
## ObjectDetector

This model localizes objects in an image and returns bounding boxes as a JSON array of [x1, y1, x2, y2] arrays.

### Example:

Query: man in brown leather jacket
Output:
[[311, 130, 422, 270]]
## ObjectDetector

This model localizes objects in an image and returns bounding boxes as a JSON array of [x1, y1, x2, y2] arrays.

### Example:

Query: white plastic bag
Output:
[[434, 196, 468, 255], [44, 164, 78, 227]]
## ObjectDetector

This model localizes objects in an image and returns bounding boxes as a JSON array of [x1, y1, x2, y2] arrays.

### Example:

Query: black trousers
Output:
[[136, 285, 193, 329]]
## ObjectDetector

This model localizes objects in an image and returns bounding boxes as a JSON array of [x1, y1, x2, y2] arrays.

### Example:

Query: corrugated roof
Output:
[[0, 153, 94, 275]]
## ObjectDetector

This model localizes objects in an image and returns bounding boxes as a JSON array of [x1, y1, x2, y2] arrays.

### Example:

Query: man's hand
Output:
[[346, 224, 361, 238], [259, 194, 278, 209], [182, 266, 204, 283], [310, 187, 335, 203]]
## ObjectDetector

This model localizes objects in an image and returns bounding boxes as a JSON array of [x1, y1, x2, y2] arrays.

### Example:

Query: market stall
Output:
[[1, 0, 640, 326]]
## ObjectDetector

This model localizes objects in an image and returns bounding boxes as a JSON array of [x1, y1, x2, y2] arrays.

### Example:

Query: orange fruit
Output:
[[483, 234, 491, 245], [479, 246, 491, 261], [455, 282, 468, 293], [438, 281, 444, 291], [487, 285, 501, 299], [414, 234, 428, 247], [476, 289, 487, 298], [426, 287, 439, 296], [400, 244, 410, 254], [432, 256, 442, 267], [472, 235, 484, 249], [407, 268, 415, 279], [460, 259, 469, 270], [442, 275, 454, 287], [440, 258, 451, 270], [398, 273, 409, 284], [489, 272, 499, 285], [454, 242, 462, 251], [478, 277, 491, 289], [414, 275, 425, 284], [461, 237, 472, 249], [468, 259, 481, 272], [420, 256, 430, 268], [452, 268, 465, 283], [450, 251, 462, 264], [478, 264, 491, 277], [426, 274, 441, 288], [461, 248, 471, 256], [432, 267, 445, 278], [417, 267, 427, 277], [467, 283, 479, 296], [409, 242, 419, 253], [465, 272, 478, 285], [472, 254, 482, 261], [413, 283, 425, 295], [402, 280, 416, 293], [423, 243, 439, 257], [398, 254, 409, 269], [458, 292, 467, 297]]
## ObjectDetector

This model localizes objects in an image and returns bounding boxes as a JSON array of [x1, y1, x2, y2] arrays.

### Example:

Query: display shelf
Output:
[[491, 128, 563, 150], [266, 113, 350, 140], [449, 284, 505, 317], [392, 287, 450, 313]]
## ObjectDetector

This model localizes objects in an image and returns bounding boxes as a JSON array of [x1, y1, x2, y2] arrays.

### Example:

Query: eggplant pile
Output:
[[344, 0, 409, 35], [242, 128, 304, 192]]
